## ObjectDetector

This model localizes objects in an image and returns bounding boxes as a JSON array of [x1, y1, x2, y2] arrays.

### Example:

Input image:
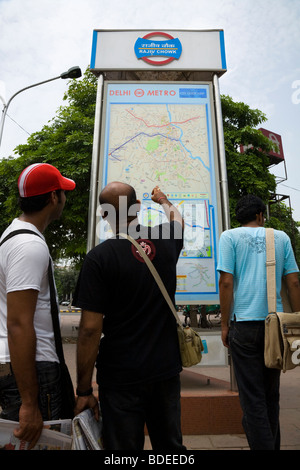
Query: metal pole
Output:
[[0, 76, 61, 150], [0, 67, 81, 153], [87, 74, 104, 253], [213, 74, 230, 231], [213, 74, 238, 392]]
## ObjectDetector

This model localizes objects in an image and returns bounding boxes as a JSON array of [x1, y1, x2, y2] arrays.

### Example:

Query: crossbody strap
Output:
[[0, 229, 42, 247], [0, 229, 65, 364], [265, 228, 277, 313], [48, 261, 65, 364], [118, 232, 184, 330]]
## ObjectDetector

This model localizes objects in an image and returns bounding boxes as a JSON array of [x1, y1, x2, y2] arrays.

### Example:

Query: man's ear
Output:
[[50, 191, 57, 204]]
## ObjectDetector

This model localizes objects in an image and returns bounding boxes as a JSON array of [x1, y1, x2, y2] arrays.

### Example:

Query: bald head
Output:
[[99, 182, 139, 231], [99, 182, 137, 211]]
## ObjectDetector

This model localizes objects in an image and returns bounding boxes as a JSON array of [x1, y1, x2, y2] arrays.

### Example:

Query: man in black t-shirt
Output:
[[73, 182, 185, 451]]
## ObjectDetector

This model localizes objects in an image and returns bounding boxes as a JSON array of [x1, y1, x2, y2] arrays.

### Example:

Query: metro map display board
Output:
[[97, 82, 222, 304]]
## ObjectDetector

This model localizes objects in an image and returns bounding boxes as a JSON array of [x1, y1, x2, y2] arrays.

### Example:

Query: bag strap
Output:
[[265, 228, 277, 313], [48, 261, 66, 365], [118, 232, 184, 330], [0, 229, 65, 365], [0, 229, 41, 247]]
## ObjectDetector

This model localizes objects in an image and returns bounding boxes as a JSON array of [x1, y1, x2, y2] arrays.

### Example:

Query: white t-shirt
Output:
[[0, 219, 59, 363]]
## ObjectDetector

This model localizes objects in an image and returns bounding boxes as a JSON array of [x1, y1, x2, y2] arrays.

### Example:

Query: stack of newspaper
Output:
[[0, 407, 103, 450], [72, 407, 103, 450], [0, 418, 72, 450]]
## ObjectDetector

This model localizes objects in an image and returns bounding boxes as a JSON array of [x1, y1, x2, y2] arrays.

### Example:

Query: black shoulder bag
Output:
[[0, 229, 75, 419]]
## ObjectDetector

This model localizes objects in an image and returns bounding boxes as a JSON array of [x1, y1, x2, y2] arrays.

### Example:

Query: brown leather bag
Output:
[[264, 228, 300, 372]]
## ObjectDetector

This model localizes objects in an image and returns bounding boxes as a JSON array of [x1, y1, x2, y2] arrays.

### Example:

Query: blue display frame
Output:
[[98, 82, 222, 304]]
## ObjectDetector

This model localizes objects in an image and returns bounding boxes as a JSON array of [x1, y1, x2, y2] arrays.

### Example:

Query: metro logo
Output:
[[134, 32, 182, 66], [108, 88, 176, 98]]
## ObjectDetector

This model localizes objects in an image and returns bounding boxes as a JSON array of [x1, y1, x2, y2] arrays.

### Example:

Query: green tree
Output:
[[267, 202, 300, 267], [222, 95, 277, 226], [0, 69, 97, 265], [54, 265, 79, 303]]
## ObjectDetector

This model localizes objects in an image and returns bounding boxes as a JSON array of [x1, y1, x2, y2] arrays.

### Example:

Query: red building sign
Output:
[[259, 128, 284, 164], [240, 128, 284, 165]]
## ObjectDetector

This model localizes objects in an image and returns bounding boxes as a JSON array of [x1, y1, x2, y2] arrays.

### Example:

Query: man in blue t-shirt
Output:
[[217, 195, 300, 450], [73, 182, 185, 451]]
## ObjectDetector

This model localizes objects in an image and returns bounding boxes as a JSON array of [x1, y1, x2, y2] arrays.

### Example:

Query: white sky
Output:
[[1, 0, 300, 221]]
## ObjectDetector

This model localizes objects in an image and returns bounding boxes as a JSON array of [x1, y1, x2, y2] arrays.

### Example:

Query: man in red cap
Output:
[[0, 163, 75, 449]]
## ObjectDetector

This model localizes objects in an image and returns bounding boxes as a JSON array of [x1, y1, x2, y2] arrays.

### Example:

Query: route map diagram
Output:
[[108, 104, 210, 195], [99, 83, 221, 302]]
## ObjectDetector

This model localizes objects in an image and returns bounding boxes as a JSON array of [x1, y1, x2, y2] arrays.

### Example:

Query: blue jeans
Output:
[[229, 320, 281, 450], [98, 375, 186, 451], [0, 362, 62, 421]]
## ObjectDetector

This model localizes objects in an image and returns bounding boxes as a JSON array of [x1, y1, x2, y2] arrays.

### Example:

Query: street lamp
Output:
[[0, 66, 82, 150]]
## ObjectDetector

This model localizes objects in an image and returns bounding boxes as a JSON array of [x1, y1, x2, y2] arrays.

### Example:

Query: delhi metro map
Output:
[[98, 83, 221, 303]]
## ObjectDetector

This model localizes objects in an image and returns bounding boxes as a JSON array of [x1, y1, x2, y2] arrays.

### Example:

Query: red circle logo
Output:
[[134, 88, 145, 97], [135, 32, 182, 67]]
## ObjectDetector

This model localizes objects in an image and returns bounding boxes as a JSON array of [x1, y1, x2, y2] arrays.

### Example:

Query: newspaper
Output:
[[72, 407, 103, 450], [0, 418, 72, 450]]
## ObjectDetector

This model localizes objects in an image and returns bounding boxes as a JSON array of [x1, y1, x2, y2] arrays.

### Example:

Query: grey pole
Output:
[[0, 67, 82, 152], [87, 74, 104, 253], [0, 76, 60, 150], [213, 74, 230, 231], [213, 74, 238, 392]]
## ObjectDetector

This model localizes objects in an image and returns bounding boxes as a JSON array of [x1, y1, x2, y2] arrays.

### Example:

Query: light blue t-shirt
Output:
[[217, 227, 299, 321]]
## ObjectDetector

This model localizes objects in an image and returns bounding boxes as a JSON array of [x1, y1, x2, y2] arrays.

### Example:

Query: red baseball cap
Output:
[[18, 163, 76, 197]]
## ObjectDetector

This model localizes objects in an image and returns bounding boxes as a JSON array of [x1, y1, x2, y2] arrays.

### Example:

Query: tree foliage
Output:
[[54, 265, 79, 303], [0, 69, 97, 265], [222, 95, 277, 227], [267, 202, 300, 265]]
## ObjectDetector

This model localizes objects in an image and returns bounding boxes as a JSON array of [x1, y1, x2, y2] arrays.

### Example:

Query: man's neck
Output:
[[243, 221, 260, 228], [18, 213, 48, 233]]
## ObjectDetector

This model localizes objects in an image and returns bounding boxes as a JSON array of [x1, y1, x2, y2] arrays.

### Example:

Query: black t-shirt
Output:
[[74, 221, 183, 388]]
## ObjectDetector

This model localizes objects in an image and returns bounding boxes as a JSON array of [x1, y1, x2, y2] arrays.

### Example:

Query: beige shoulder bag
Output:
[[264, 228, 300, 372]]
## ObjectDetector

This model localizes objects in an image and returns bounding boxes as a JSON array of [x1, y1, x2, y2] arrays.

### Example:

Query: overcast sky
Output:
[[1, 0, 300, 221]]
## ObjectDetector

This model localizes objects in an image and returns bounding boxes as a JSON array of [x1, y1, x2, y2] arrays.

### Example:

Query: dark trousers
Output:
[[229, 320, 281, 450], [0, 361, 62, 422], [98, 374, 186, 451]]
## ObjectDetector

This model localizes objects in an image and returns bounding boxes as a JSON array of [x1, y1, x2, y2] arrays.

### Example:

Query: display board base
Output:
[[179, 368, 244, 435]]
